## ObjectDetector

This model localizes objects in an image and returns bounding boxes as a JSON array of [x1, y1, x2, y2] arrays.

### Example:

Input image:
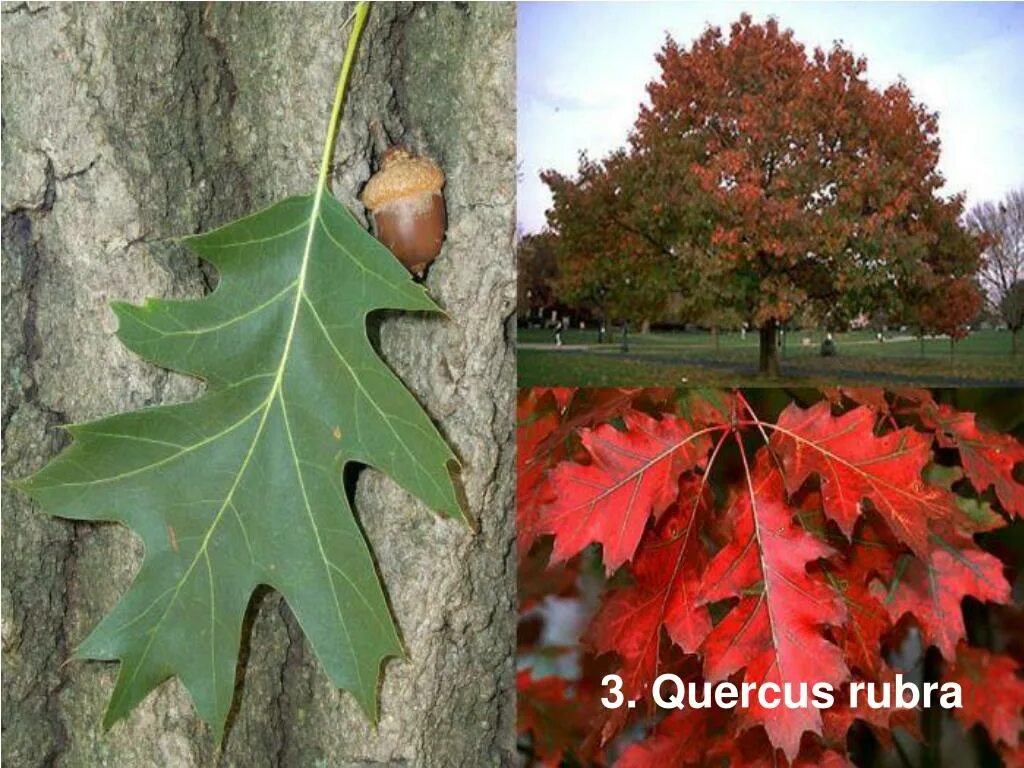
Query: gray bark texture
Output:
[[1, 2, 516, 766]]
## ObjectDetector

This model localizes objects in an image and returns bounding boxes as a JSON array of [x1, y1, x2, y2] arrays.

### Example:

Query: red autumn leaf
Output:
[[584, 582, 661, 709], [824, 518, 900, 678], [535, 386, 575, 412], [875, 544, 1010, 659], [518, 388, 666, 556], [617, 708, 731, 768], [723, 726, 853, 768], [822, 387, 892, 413], [949, 645, 1024, 747], [796, 749, 853, 768], [1000, 742, 1024, 768], [772, 401, 954, 558], [584, 479, 714, 702], [795, 522, 896, 683], [539, 410, 713, 572], [698, 450, 848, 761], [518, 389, 565, 556], [678, 387, 737, 428], [920, 402, 1024, 517], [517, 669, 591, 767], [653, 477, 716, 652], [518, 388, 1023, 767], [822, 673, 921, 750], [820, 686, 889, 750], [845, 514, 903, 584], [619, 701, 854, 768], [829, 573, 892, 680]]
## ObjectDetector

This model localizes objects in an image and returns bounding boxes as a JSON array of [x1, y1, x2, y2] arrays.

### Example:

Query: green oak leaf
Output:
[[15, 4, 467, 737], [16, 186, 464, 737]]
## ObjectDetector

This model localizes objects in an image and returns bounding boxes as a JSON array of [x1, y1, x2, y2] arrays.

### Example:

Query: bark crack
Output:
[[1, 2, 50, 15], [2, 149, 76, 768]]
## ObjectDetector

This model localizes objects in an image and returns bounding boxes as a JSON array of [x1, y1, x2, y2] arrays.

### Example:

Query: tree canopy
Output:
[[968, 187, 1024, 352], [539, 14, 982, 374]]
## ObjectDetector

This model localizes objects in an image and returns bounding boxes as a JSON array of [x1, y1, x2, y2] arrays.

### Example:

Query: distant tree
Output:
[[968, 187, 1024, 353], [1001, 281, 1024, 350], [918, 277, 983, 358], [517, 234, 559, 321], [896, 195, 985, 353], [702, 305, 745, 350]]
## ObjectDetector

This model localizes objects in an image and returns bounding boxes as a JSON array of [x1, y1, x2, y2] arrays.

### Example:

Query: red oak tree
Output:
[[541, 15, 981, 375]]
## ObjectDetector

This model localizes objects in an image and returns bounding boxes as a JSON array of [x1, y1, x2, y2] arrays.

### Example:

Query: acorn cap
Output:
[[361, 148, 445, 211]]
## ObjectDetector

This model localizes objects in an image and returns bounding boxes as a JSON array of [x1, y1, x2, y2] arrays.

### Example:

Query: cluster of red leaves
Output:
[[917, 277, 984, 343], [517, 388, 1024, 767]]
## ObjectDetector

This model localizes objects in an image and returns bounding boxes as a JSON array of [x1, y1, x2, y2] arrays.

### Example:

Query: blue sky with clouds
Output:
[[517, 2, 1024, 234]]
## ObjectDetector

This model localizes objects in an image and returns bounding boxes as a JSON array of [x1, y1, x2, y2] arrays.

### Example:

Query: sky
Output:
[[517, 2, 1024, 235]]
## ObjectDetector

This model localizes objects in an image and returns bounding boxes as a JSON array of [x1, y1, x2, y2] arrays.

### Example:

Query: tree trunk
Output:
[[758, 319, 780, 376], [1, 4, 515, 767]]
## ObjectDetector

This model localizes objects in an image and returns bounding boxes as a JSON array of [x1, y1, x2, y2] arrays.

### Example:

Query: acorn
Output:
[[361, 147, 446, 276]]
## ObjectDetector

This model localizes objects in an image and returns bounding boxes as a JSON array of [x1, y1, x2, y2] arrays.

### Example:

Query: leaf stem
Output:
[[317, 1, 370, 193]]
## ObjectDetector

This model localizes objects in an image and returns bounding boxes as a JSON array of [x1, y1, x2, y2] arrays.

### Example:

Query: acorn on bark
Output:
[[361, 147, 446, 276]]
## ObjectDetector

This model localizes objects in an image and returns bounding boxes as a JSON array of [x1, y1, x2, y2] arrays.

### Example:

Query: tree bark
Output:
[[758, 319, 780, 376], [1, 3, 515, 767]]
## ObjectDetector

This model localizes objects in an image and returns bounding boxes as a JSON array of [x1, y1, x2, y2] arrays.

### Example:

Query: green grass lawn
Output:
[[517, 327, 1024, 387]]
